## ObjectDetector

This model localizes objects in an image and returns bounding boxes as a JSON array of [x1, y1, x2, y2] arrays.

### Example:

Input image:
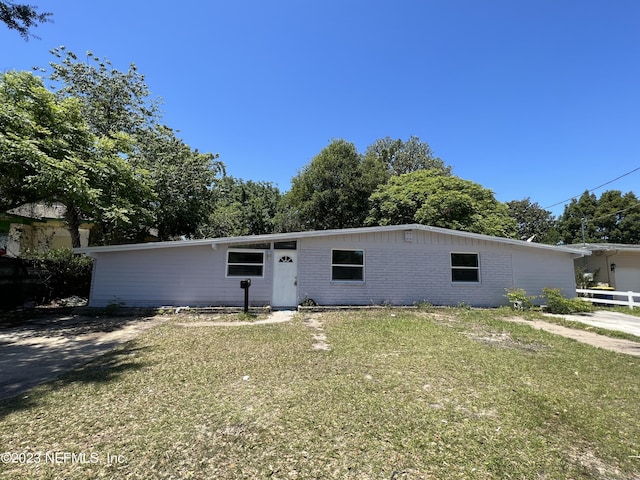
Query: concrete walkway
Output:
[[506, 311, 640, 357], [174, 310, 296, 327], [547, 310, 640, 337]]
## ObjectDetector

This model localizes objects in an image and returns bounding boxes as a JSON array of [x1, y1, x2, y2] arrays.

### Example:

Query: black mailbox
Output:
[[240, 279, 251, 312]]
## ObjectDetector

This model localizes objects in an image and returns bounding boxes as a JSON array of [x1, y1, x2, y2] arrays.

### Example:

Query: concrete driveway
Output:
[[0, 314, 166, 401], [546, 310, 640, 337]]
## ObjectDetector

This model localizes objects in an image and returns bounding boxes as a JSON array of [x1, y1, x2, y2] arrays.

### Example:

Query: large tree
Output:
[[199, 176, 282, 238], [506, 198, 558, 244], [130, 126, 224, 241], [0, 1, 51, 39], [45, 48, 222, 244], [364, 135, 451, 176], [48, 47, 160, 137], [557, 190, 640, 244], [0, 71, 93, 212], [556, 191, 598, 244], [366, 170, 517, 237], [282, 139, 386, 231], [0, 71, 152, 247]]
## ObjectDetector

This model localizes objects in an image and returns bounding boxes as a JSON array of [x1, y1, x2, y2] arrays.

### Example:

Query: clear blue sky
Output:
[[2, 0, 639, 217]]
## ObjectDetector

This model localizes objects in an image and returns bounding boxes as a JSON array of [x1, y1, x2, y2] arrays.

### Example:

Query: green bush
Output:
[[542, 287, 594, 314], [21, 248, 93, 303], [504, 288, 536, 310]]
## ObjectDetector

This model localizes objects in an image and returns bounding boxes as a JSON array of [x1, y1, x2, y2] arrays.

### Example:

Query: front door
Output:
[[272, 250, 298, 307]]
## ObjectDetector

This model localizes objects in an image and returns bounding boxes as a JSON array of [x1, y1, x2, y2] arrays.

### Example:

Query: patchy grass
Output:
[[0, 309, 639, 479], [606, 306, 640, 318]]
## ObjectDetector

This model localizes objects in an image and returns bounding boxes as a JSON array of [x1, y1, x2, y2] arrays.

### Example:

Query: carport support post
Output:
[[240, 279, 251, 313]]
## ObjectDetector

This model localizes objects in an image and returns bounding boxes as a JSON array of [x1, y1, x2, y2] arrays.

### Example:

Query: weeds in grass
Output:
[[0, 309, 638, 479]]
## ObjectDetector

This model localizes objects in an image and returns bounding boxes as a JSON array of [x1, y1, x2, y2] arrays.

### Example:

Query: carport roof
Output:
[[576, 243, 640, 253], [75, 224, 590, 257]]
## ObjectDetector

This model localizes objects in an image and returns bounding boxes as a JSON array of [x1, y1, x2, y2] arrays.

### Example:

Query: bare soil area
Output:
[[0, 314, 167, 400]]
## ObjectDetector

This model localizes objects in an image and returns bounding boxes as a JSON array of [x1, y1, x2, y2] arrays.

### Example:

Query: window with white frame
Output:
[[451, 253, 479, 282], [227, 250, 264, 277], [332, 249, 364, 281]]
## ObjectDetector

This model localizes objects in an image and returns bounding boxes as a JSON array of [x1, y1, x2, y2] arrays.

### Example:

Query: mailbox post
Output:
[[240, 279, 251, 313]]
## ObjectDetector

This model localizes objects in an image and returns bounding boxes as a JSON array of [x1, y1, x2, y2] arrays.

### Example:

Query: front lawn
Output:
[[1, 309, 639, 479]]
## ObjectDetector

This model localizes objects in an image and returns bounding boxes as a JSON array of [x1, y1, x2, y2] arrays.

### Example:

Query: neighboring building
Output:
[[75, 224, 588, 309], [0, 203, 91, 257], [574, 243, 640, 293]]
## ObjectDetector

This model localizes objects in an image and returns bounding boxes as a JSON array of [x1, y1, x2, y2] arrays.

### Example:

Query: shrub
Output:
[[542, 287, 594, 314], [504, 288, 536, 310], [21, 248, 93, 303]]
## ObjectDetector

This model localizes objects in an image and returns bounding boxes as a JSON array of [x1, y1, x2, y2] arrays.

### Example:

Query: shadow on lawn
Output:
[[0, 343, 152, 420], [0, 313, 160, 418]]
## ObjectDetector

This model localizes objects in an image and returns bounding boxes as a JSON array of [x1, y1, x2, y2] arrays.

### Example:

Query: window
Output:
[[230, 243, 270, 249], [227, 250, 264, 277], [274, 241, 297, 250], [332, 249, 364, 281], [451, 253, 479, 282]]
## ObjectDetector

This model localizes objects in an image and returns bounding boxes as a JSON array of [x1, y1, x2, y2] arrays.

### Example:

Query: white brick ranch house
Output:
[[75, 224, 589, 308]]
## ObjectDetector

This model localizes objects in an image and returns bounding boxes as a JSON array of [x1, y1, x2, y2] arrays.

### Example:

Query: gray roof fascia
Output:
[[74, 224, 589, 256]]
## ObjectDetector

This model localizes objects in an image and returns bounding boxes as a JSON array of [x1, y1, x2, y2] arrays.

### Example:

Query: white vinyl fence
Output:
[[576, 288, 639, 310]]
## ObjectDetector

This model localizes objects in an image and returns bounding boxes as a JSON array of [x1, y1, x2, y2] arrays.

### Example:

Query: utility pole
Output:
[[581, 217, 586, 245]]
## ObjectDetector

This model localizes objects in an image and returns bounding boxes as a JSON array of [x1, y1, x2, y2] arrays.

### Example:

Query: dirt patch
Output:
[[174, 310, 296, 327], [0, 315, 167, 400], [503, 317, 640, 357], [462, 330, 548, 353], [303, 314, 330, 351]]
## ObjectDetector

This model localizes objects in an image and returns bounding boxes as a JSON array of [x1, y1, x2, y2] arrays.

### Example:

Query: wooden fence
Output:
[[576, 288, 639, 310]]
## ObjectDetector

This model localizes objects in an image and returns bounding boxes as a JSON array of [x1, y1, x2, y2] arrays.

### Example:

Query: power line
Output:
[[588, 201, 640, 223], [543, 166, 640, 210]]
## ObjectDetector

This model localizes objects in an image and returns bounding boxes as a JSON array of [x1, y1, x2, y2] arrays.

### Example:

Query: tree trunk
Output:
[[64, 204, 82, 248]]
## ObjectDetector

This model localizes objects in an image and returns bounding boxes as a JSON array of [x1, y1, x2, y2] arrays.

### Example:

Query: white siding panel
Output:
[[511, 247, 576, 300], [297, 230, 518, 307], [89, 245, 272, 307]]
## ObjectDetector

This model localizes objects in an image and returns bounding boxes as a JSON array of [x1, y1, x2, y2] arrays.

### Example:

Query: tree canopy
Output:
[[49, 47, 160, 137], [45, 49, 222, 244], [364, 135, 451, 176], [556, 190, 640, 244], [129, 126, 224, 241], [367, 170, 517, 237], [0, 70, 94, 212], [3, 61, 638, 248], [0, 70, 153, 247], [198, 176, 282, 238], [2, 49, 224, 247], [282, 139, 386, 231], [506, 198, 558, 244], [0, 1, 51, 39]]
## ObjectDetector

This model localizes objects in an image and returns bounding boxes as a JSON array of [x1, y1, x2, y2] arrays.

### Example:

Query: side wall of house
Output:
[[297, 229, 576, 307], [511, 247, 577, 300], [89, 245, 273, 307]]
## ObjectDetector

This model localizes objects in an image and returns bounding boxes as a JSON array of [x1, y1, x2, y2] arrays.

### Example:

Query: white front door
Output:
[[272, 250, 298, 307]]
